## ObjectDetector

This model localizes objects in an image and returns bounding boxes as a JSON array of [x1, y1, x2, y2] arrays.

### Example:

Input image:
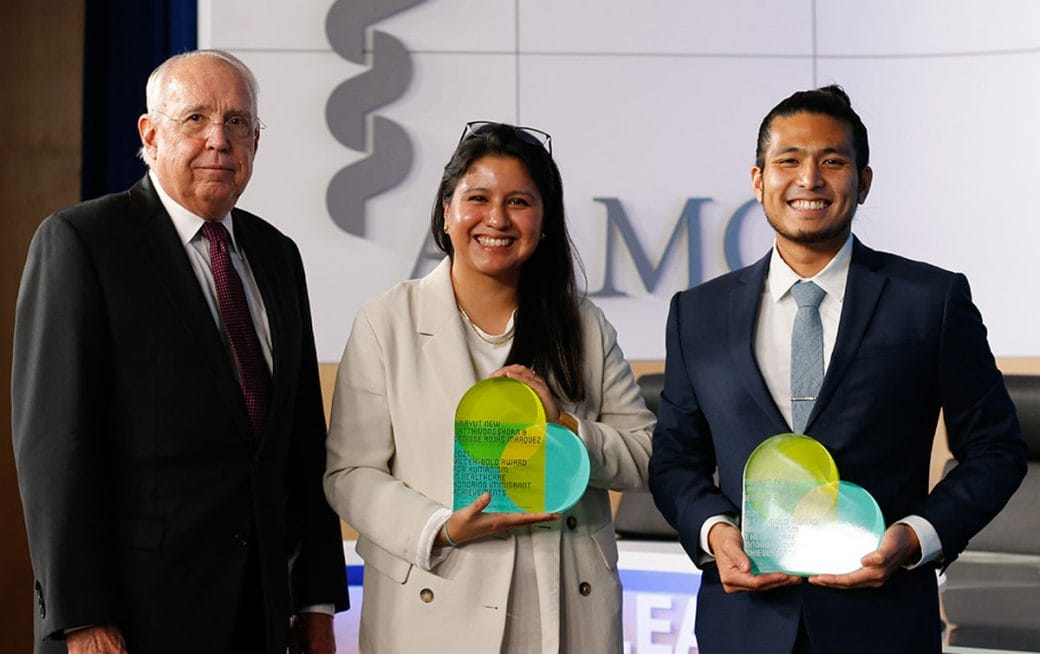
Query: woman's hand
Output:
[[437, 492, 559, 546], [490, 364, 560, 422]]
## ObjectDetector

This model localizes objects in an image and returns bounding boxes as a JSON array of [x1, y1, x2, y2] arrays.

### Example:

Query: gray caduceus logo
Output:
[[325, 0, 425, 237]]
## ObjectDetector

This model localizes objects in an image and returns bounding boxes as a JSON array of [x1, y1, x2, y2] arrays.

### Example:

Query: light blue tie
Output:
[[790, 281, 826, 434]]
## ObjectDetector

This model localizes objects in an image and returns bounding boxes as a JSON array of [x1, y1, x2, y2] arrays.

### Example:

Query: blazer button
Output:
[[578, 582, 591, 596], [566, 516, 577, 531], [233, 533, 249, 547], [419, 588, 435, 603]]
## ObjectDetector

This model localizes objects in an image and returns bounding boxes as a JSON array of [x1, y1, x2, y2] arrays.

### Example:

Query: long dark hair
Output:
[[430, 123, 586, 402]]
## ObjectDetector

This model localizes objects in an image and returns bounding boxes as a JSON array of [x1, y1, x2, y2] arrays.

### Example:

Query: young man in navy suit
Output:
[[649, 85, 1027, 653]]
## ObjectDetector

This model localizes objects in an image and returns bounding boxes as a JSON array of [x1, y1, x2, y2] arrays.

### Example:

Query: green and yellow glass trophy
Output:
[[453, 378, 590, 513], [742, 433, 886, 575]]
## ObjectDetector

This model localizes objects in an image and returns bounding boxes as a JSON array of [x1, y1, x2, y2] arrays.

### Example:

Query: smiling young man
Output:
[[649, 85, 1027, 653], [12, 50, 348, 654], [752, 110, 871, 277]]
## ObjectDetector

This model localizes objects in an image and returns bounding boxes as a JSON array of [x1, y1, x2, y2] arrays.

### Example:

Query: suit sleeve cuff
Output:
[[418, 508, 453, 571], [557, 411, 581, 437], [65, 625, 95, 635], [897, 515, 943, 568], [297, 604, 335, 616], [699, 514, 739, 558]]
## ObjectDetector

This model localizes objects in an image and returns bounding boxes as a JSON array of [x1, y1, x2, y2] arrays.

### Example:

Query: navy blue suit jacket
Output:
[[649, 238, 1027, 653]]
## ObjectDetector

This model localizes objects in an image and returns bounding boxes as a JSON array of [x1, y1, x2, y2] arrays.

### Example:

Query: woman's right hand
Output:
[[437, 492, 559, 546]]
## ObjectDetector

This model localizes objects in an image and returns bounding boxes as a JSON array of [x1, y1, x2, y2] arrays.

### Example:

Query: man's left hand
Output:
[[288, 612, 336, 654], [808, 523, 921, 590]]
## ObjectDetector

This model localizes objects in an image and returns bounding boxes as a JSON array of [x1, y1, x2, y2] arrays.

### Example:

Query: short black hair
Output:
[[755, 84, 869, 173]]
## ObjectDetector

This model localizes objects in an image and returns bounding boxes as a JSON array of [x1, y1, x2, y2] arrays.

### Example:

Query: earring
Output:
[[540, 232, 546, 240], [443, 223, 449, 233]]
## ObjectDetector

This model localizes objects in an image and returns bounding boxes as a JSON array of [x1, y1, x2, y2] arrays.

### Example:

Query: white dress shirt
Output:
[[699, 236, 941, 568], [151, 171, 273, 374]]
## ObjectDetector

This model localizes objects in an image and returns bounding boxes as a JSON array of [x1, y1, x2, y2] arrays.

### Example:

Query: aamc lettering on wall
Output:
[[412, 196, 761, 297]]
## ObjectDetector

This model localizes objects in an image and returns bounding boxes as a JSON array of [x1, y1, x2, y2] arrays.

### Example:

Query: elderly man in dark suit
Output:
[[12, 50, 347, 654], [649, 85, 1027, 653]]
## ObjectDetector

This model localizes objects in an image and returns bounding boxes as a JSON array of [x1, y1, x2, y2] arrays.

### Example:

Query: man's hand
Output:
[[67, 625, 128, 654], [707, 522, 802, 593], [809, 523, 921, 590], [288, 612, 336, 654]]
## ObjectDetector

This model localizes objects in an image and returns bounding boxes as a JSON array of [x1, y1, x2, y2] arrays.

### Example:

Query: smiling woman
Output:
[[442, 155, 545, 319], [323, 121, 656, 653]]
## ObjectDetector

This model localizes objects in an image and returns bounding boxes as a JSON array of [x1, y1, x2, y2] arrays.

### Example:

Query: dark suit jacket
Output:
[[12, 176, 348, 653], [649, 238, 1027, 654]]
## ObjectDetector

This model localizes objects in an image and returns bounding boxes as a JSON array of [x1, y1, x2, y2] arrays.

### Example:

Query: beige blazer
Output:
[[325, 258, 655, 653]]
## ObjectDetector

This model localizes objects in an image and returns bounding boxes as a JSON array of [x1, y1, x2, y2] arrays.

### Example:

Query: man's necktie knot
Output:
[[791, 280, 826, 309], [202, 221, 230, 252]]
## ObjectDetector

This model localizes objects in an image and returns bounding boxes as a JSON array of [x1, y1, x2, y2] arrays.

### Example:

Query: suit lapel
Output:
[[730, 253, 788, 429], [131, 177, 253, 439], [416, 258, 479, 409], [132, 177, 236, 376], [808, 238, 886, 429]]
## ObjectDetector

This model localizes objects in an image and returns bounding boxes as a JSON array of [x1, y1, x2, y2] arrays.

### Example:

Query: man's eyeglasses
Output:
[[152, 110, 265, 140], [459, 121, 552, 156]]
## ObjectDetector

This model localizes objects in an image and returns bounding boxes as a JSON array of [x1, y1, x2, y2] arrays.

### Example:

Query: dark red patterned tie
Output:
[[201, 221, 270, 436]]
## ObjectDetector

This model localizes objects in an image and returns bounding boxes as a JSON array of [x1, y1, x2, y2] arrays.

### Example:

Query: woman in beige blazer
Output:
[[325, 122, 655, 653]]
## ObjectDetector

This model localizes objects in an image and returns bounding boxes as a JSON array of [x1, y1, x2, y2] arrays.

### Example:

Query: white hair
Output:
[[144, 49, 259, 114], [139, 49, 260, 162]]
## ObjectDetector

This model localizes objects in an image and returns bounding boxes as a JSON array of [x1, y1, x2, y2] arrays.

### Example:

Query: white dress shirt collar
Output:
[[766, 234, 854, 304], [149, 170, 238, 251]]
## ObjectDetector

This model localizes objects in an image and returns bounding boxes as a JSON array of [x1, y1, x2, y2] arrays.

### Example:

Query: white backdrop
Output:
[[200, 0, 1040, 362]]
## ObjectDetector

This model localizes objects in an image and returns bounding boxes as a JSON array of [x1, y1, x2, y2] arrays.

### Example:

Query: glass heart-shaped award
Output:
[[741, 433, 886, 575], [453, 377, 590, 513]]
